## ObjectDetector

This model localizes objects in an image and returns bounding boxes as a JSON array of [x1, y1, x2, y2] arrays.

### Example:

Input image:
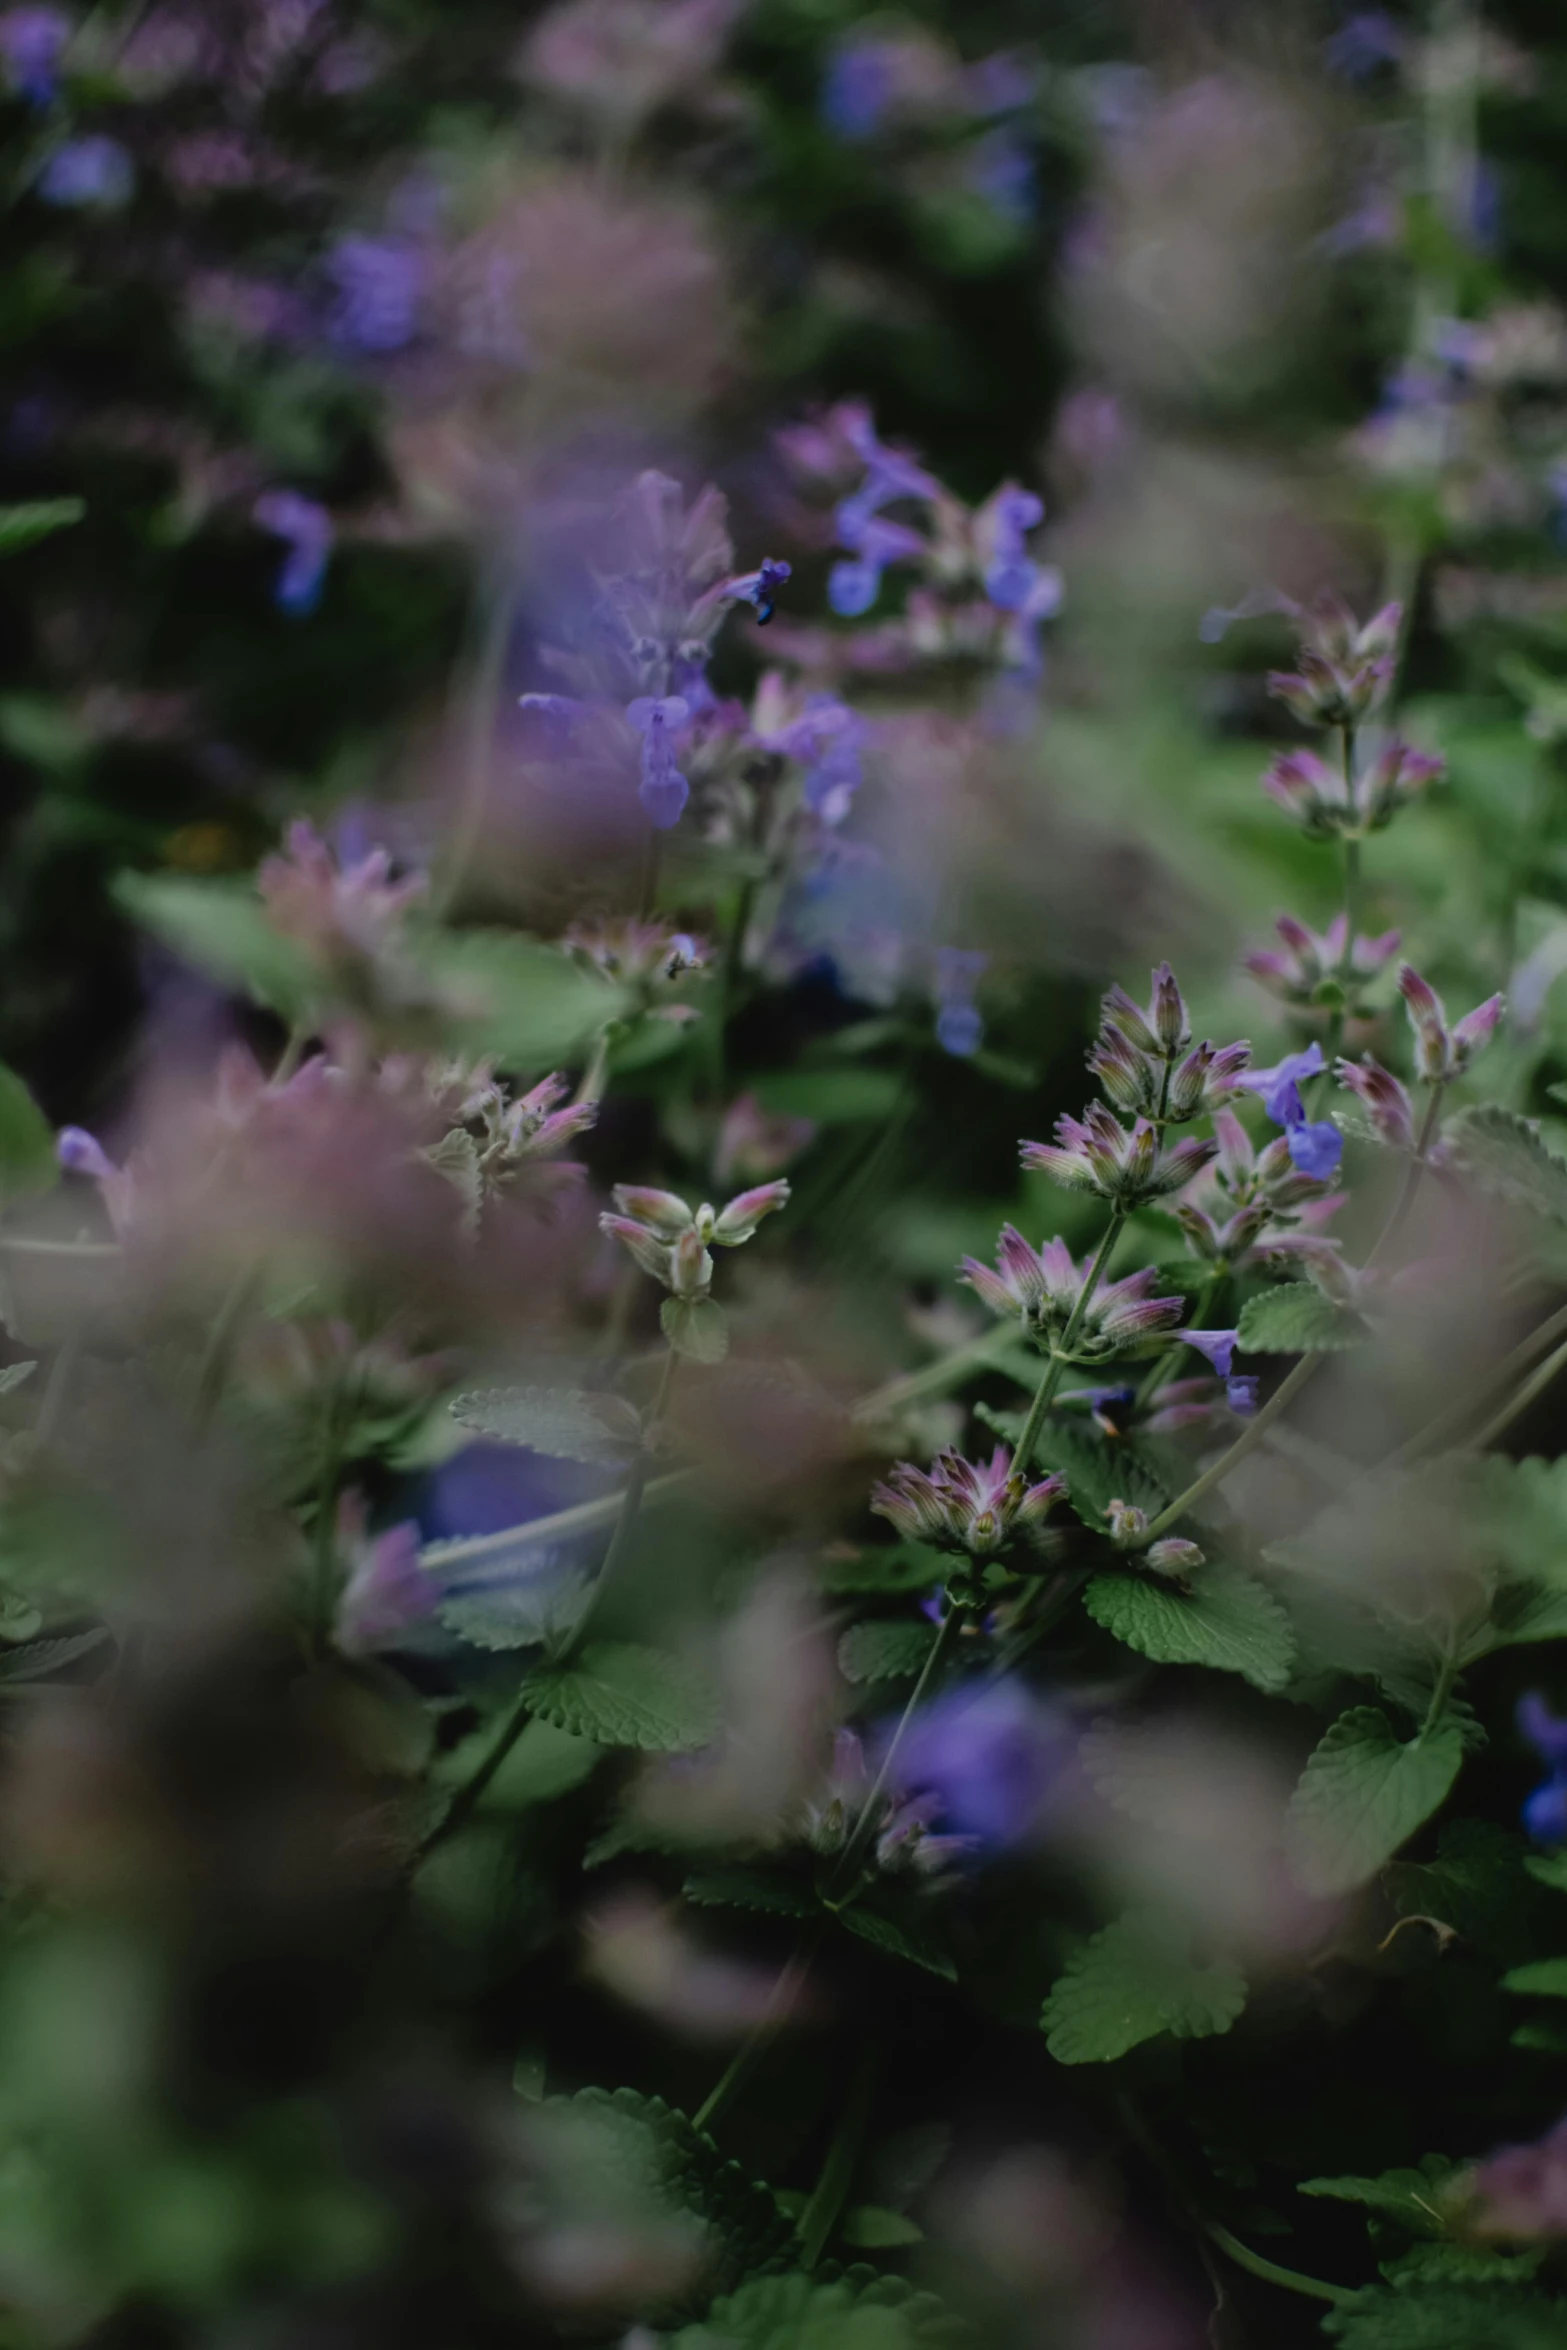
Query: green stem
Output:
[[1202, 2222, 1356, 2310], [1421, 1646, 1461, 1739], [435, 570, 520, 920], [692, 1922, 825, 2136], [1381, 1299, 1567, 1470], [1371, 1081, 1444, 1261], [827, 1608, 963, 1902], [1139, 1352, 1321, 1545], [1011, 1210, 1126, 1474], [34, 1330, 80, 1449], [798, 2044, 877, 2270], [412, 1681, 535, 1865], [1467, 1335, 1567, 1454], [574, 1027, 614, 1110]]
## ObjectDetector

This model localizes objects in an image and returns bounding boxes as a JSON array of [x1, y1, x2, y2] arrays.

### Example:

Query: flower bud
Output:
[[1105, 1499, 1148, 1547], [710, 1180, 791, 1245], [1147, 1537, 1204, 1578], [1152, 962, 1190, 1054]]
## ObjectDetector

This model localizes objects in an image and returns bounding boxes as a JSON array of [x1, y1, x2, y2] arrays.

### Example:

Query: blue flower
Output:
[[887, 1678, 1068, 1851], [0, 8, 69, 106], [723, 558, 792, 626], [1179, 1328, 1239, 1377], [254, 491, 334, 618], [626, 695, 691, 829], [1226, 1375, 1260, 1416], [934, 947, 986, 1058], [38, 133, 133, 208], [1520, 1694, 1567, 1844], [1286, 1118, 1344, 1181], [327, 234, 422, 354], [1237, 1043, 1343, 1180], [828, 516, 926, 618], [820, 40, 898, 140], [967, 127, 1035, 226]]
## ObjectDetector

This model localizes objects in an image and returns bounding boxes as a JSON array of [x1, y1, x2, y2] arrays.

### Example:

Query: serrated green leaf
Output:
[[1020, 1418, 1167, 1533], [1082, 1562, 1296, 1690], [1287, 1708, 1465, 1895], [1389, 1821, 1547, 1961], [1450, 1105, 1567, 1227], [1511, 2015, 1567, 2054], [837, 1619, 934, 1684], [449, 1385, 639, 1464], [522, 1641, 716, 1751], [1040, 1909, 1246, 2064], [438, 1570, 591, 1652], [1300, 2159, 1458, 2239], [1380, 2244, 1547, 2289], [683, 1867, 818, 1918], [839, 1895, 958, 1981], [115, 873, 316, 1021], [668, 2266, 962, 2349], [1502, 1957, 1567, 1997], [1238, 1282, 1369, 1353], [0, 1064, 57, 1209], [661, 1295, 729, 1364], [0, 499, 83, 554], [0, 1628, 110, 1683], [1324, 2285, 1567, 2349]]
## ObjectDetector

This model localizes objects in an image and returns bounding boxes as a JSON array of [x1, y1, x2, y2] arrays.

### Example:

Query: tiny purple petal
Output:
[[1180, 1327, 1239, 1377]]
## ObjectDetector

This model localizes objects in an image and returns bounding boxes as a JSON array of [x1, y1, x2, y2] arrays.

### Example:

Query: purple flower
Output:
[[1238, 1042, 1343, 1179], [336, 1521, 439, 1656], [888, 1678, 1069, 1850], [821, 39, 898, 139], [327, 234, 422, 354], [1520, 1694, 1567, 1844], [1325, 11, 1403, 79], [1179, 1328, 1239, 1377], [254, 490, 333, 617], [1226, 1375, 1260, 1415], [935, 947, 986, 1057], [0, 7, 69, 106], [828, 515, 926, 619], [982, 484, 1045, 612], [967, 127, 1035, 225], [626, 696, 691, 829], [722, 557, 791, 626], [37, 133, 132, 208], [1286, 1118, 1344, 1181]]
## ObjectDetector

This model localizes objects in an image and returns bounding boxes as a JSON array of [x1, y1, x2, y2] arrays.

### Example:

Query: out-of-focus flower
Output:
[[56, 1125, 136, 1233], [37, 132, 133, 207], [891, 1678, 1069, 1848], [752, 683, 868, 824], [1244, 911, 1401, 1012], [1466, 2116, 1567, 2239], [801, 1727, 972, 1883], [1147, 1536, 1205, 1577], [1519, 1693, 1567, 1844], [829, 515, 926, 619], [934, 948, 985, 1057], [335, 1517, 439, 1655], [582, 1888, 812, 2040], [819, 30, 953, 141], [1397, 965, 1505, 1082], [1022, 1103, 1217, 1205], [1267, 594, 1401, 729], [258, 818, 424, 971], [327, 234, 423, 354], [625, 696, 691, 828], [563, 917, 708, 989], [961, 1229, 1185, 1361], [979, 484, 1045, 611], [0, 6, 68, 104], [424, 1068, 597, 1224], [1326, 11, 1404, 80], [967, 126, 1035, 224], [253, 490, 334, 616], [722, 558, 791, 625], [870, 1447, 1065, 1558], [520, 0, 741, 129], [713, 1093, 815, 1186]]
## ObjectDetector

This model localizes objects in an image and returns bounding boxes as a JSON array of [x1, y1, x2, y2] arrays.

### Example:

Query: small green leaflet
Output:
[[1501, 1957, 1567, 1997], [1379, 2245, 1547, 2290], [1299, 2157, 1459, 2240], [1323, 2286, 1567, 2349], [1082, 1562, 1296, 1691], [840, 1896, 958, 1982], [683, 1868, 817, 1919], [438, 1570, 591, 1652], [1286, 1708, 1466, 1895], [839, 2205, 924, 2249], [1526, 1849, 1567, 1894], [449, 1386, 640, 1464], [432, 1715, 599, 1811], [667, 2268, 962, 2350], [837, 1620, 934, 1684], [1237, 1282, 1369, 1353], [115, 874, 317, 1022], [1449, 1105, 1567, 1228], [0, 499, 83, 555], [661, 1295, 729, 1364], [422, 928, 632, 1068], [0, 1064, 57, 1208], [521, 1641, 716, 1751], [1388, 1820, 1548, 1962], [1022, 1418, 1167, 1533], [1041, 1908, 1246, 2064]]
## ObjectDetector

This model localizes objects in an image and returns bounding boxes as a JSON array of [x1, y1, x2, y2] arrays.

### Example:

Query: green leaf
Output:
[[1082, 1562, 1296, 1691], [1380, 2245, 1547, 2290], [1018, 1418, 1168, 1533], [818, 1542, 950, 1597], [683, 1867, 818, 1919], [1323, 2286, 1567, 2349], [431, 1715, 599, 1811], [0, 499, 83, 554], [837, 1619, 935, 1684], [661, 1295, 729, 1364], [1449, 1105, 1567, 1227], [547, 2089, 796, 2306], [115, 874, 316, 1021], [1237, 1282, 1370, 1353], [839, 2205, 925, 2249], [1388, 1821, 1548, 1961], [0, 1628, 110, 1683], [752, 1068, 905, 1125], [521, 1641, 716, 1751], [1501, 1958, 1567, 1997], [424, 930, 631, 1070], [449, 1386, 640, 1464], [1299, 2158, 1459, 2239], [1512, 2015, 1567, 2054], [668, 2269, 962, 2350], [1040, 1909, 1246, 2064], [438, 1571, 591, 1653], [1525, 1850, 1567, 1894], [1286, 1708, 1466, 1895], [839, 1896, 959, 1983], [0, 1363, 37, 1397], [0, 1064, 57, 1208]]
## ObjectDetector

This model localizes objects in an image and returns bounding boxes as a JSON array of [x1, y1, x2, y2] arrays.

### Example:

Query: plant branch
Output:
[[1012, 1210, 1126, 1474]]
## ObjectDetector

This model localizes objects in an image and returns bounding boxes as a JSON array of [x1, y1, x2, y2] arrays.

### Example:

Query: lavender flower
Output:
[[1244, 911, 1401, 1011], [601, 1180, 790, 1300], [961, 1229, 1184, 1361], [1178, 1328, 1240, 1378], [253, 491, 334, 617], [1519, 1694, 1567, 1844], [38, 133, 132, 208], [0, 7, 68, 105], [934, 948, 986, 1057], [1335, 1054, 1418, 1151], [1397, 964, 1505, 1081], [626, 696, 691, 828], [327, 234, 422, 354], [820, 39, 899, 140], [336, 1520, 439, 1655], [1236, 1046, 1343, 1181], [980, 484, 1045, 611], [57, 1125, 135, 1233], [1021, 1104, 1216, 1206], [888, 1678, 1068, 1850], [828, 515, 926, 619], [1467, 2116, 1567, 2240], [870, 1446, 1065, 1559], [722, 558, 791, 626], [1267, 593, 1402, 729]]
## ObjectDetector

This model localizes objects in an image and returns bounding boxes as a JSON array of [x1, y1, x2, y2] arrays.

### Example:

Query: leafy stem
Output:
[[798, 2043, 878, 2269], [826, 1605, 964, 1904], [692, 1922, 826, 2136]]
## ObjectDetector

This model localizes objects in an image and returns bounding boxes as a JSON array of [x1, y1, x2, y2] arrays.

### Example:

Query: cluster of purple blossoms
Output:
[[1519, 1694, 1567, 1844], [870, 1446, 1065, 1561], [253, 490, 335, 617], [600, 1180, 790, 1305], [962, 1229, 1186, 1364]]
